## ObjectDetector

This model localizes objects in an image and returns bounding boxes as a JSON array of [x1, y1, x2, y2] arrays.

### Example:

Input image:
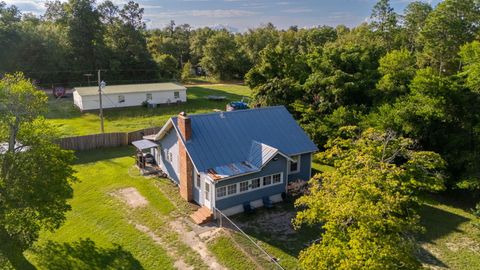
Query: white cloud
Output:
[[148, 9, 258, 18], [282, 7, 313, 14]]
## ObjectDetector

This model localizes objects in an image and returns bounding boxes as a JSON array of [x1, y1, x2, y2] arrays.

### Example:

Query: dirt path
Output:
[[134, 223, 193, 270], [113, 186, 227, 270], [170, 219, 226, 270], [111, 187, 148, 208]]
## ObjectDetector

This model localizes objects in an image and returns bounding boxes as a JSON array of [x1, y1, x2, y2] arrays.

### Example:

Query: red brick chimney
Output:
[[178, 112, 193, 201], [177, 112, 191, 141]]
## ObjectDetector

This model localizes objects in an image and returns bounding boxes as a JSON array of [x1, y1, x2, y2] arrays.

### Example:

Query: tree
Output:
[[459, 41, 480, 93], [0, 73, 76, 269], [376, 49, 416, 100], [66, 0, 106, 72], [236, 23, 279, 65], [294, 127, 445, 270], [0, 73, 46, 152], [155, 54, 179, 80], [189, 27, 214, 65], [200, 30, 247, 80], [370, 0, 398, 49], [181, 61, 192, 82], [417, 0, 480, 75], [403, 1, 432, 51]]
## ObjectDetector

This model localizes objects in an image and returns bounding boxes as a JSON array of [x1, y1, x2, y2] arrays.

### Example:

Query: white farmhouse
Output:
[[73, 82, 187, 111]]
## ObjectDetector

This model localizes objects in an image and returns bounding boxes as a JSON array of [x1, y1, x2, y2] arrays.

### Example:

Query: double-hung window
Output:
[[174, 91, 180, 99], [239, 181, 249, 192], [195, 173, 201, 188], [263, 175, 272, 186], [251, 178, 260, 189], [227, 184, 237, 195], [273, 173, 282, 184], [216, 186, 226, 198], [289, 155, 300, 174], [146, 93, 152, 100]]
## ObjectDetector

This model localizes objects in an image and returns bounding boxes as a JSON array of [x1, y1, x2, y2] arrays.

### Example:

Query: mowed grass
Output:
[[207, 235, 258, 270], [47, 84, 251, 137], [26, 147, 177, 270], [419, 198, 480, 269]]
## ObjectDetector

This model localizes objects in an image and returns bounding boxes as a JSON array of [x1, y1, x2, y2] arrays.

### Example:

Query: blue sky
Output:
[[5, 0, 441, 31]]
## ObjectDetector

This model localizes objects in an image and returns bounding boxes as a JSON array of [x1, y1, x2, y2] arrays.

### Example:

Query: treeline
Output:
[[246, 0, 480, 205], [2, 0, 480, 198], [1, 0, 274, 85]]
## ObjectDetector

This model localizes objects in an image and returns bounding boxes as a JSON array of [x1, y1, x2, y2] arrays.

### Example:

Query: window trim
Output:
[[288, 155, 301, 174], [118, 95, 125, 103], [174, 91, 180, 99], [216, 172, 283, 200], [146, 93, 152, 100]]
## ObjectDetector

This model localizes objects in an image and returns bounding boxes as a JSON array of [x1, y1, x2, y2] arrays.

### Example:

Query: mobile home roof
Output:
[[74, 82, 186, 96]]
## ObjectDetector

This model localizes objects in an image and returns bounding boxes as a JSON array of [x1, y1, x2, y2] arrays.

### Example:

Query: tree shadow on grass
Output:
[[416, 245, 449, 269], [74, 146, 133, 165], [34, 238, 143, 270], [416, 203, 471, 269], [418, 204, 470, 242]]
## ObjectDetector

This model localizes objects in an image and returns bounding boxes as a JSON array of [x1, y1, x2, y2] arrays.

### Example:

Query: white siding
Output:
[[74, 89, 187, 111]]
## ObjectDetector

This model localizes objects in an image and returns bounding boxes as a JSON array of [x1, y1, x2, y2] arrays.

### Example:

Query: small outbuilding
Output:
[[73, 82, 187, 111]]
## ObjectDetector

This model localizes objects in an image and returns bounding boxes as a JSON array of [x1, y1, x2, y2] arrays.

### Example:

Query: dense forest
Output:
[[1, 0, 480, 268]]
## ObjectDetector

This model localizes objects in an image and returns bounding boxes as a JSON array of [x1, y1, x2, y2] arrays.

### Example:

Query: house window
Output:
[[239, 181, 249, 192], [195, 173, 201, 188], [146, 93, 152, 100], [251, 178, 260, 189], [164, 149, 172, 162], [118, 95, 125, 103], [216, 186, 226, 198], [289, 155, 301, 174], [227, 184, 237, 195], [263, 175, 272, 186], [273, 173, 282, 184], [174, 91, 180, 99]]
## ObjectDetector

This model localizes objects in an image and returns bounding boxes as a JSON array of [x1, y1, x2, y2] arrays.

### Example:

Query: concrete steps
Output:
[[190, 206, 213, 225]]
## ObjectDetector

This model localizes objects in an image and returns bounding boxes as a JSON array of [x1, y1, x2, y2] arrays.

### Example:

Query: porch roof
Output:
[[132, 139, 158, 150]]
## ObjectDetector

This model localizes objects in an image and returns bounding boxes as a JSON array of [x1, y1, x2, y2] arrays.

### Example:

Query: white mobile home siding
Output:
[[73, 89, 187, 111]]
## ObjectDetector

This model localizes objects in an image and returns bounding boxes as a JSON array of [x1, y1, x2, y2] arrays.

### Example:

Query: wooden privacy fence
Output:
[[57, 127, 162, 151]]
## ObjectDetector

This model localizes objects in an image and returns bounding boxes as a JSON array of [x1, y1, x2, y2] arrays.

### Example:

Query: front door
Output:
[[204, 181, 212, 209]]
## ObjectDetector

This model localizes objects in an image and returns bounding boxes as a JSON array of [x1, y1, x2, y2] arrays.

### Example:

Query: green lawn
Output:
[[419, 198, 480, 269], [25, 147, 208, 270], [207, 235, 259, 270], [47, 84, 251, 137]]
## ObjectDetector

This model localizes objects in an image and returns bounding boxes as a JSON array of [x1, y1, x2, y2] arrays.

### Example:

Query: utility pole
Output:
[[97, 70, 105, 133]]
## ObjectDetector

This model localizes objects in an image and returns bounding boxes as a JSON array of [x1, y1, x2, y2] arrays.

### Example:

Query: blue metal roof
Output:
[[170, 106, 318, 175], [247, 141, 279, 168]]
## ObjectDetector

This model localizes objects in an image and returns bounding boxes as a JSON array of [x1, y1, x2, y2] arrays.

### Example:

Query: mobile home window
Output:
[[216, 186, 226, 198], [118, 95, 125, 103], [273, 173, 282, 184], [227, 184, 237, 195], [174, 91, 180, 99], [289, 155, 300, 174], [251, 178, 260, 189], [239, 181, 249, 192], [263, 175, 272, 186], [146, 93, 152, 100]]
